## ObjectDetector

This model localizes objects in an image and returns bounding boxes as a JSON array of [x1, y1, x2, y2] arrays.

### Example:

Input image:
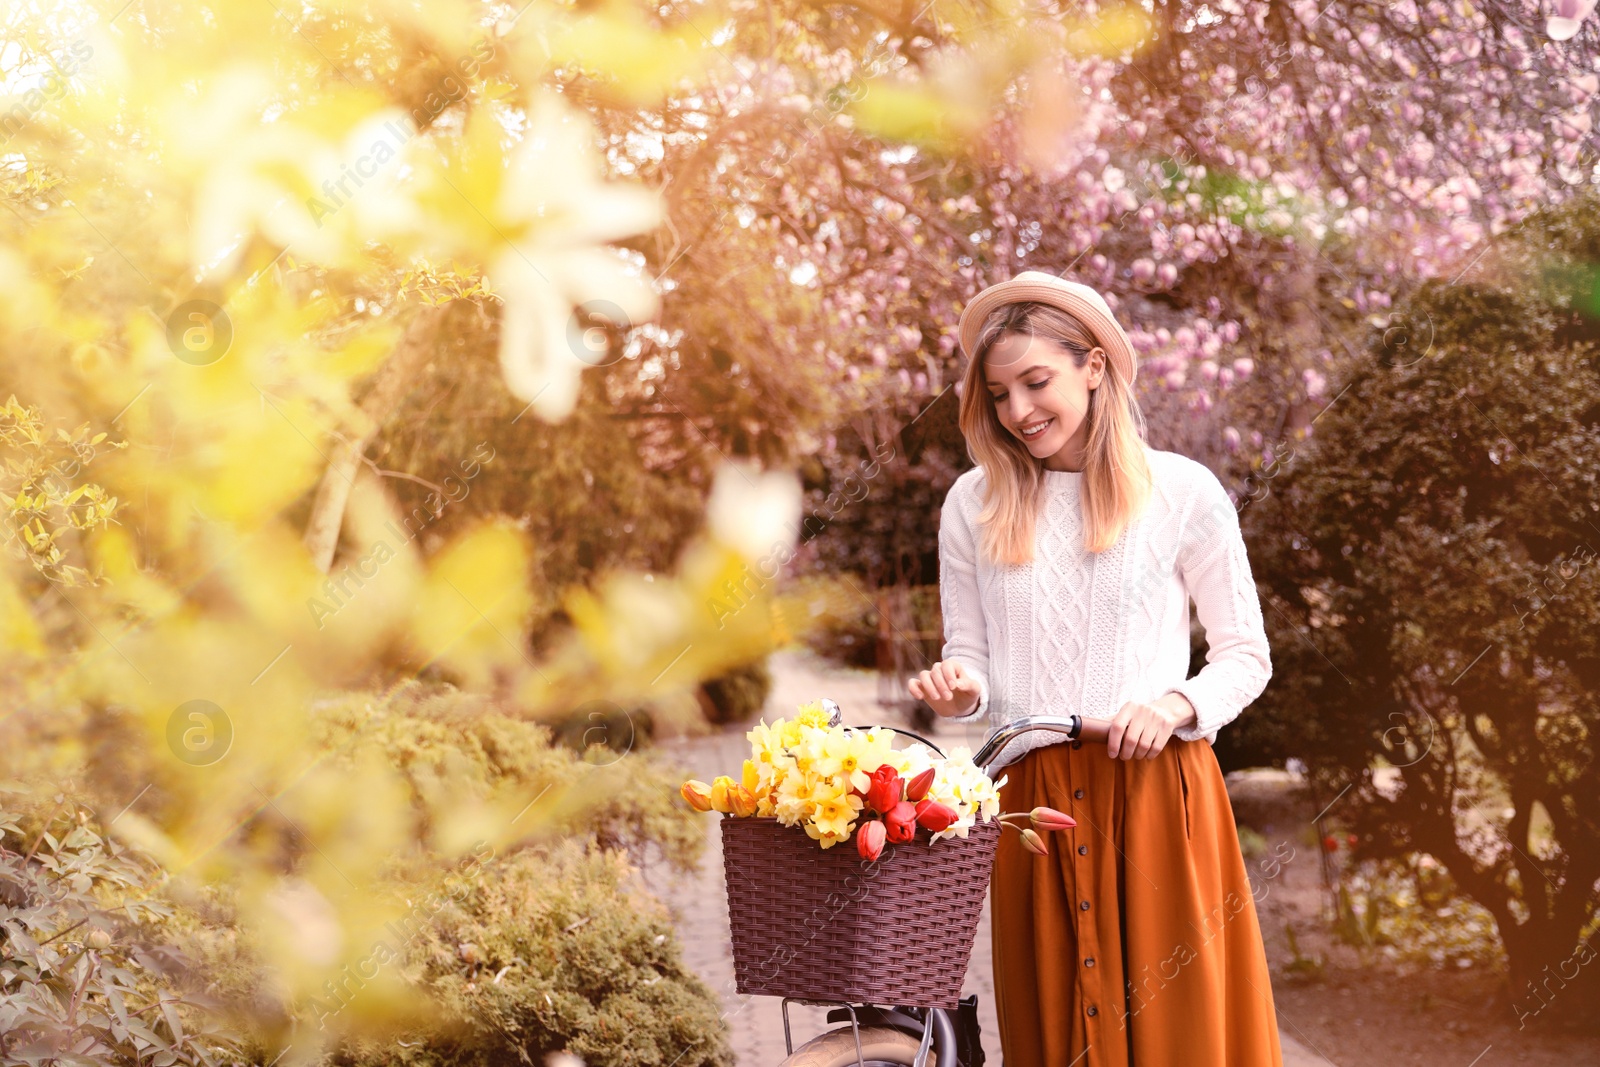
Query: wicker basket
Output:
[[719, 815, 1001, 1009]]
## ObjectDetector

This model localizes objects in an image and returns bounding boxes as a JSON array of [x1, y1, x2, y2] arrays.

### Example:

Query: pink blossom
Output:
[[1547, 0, 1596, 41]]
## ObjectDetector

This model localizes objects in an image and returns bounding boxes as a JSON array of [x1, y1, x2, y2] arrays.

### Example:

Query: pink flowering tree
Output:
[[605, 0, 1597, 607]]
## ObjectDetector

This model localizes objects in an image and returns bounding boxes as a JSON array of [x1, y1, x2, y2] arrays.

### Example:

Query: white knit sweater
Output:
[[938, 446, 1272, 772]]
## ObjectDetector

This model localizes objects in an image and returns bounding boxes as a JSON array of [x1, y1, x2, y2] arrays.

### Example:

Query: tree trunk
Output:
[[1275, 243, 1324, 438], [303, 305, 446, 573]]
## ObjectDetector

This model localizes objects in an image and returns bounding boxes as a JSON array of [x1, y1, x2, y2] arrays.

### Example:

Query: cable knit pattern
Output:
[[936, 447, 1272, 773]]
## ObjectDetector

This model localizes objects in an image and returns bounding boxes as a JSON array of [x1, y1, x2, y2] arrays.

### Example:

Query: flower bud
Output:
[[905, 767, 936, 802], [865, 764, 904, 814], [914, 799, 959, 833], [884, 801, 918, 844], [680, 780, 714, 812], [729, 784, 759, 818], [856, 819, 887, 861], [1020, 828, 1049, 856], [1030, 806, 1076, 832], [709, 775, 737, 814]]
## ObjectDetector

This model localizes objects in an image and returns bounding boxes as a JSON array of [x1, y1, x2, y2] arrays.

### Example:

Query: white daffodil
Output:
[[485, 92, 660, 421]]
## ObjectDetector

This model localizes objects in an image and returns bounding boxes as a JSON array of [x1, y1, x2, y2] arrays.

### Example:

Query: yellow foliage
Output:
[[0, 0, 1053, 1052], [409, 520, 534, 689]]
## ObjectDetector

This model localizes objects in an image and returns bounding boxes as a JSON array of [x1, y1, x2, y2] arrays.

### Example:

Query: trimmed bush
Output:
[[698, 658, 772, 725], [326, 841, 733, 1067]]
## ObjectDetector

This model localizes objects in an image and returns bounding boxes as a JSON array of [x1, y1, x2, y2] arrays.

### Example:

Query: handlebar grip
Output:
[[1073, 716, 1114, 743]]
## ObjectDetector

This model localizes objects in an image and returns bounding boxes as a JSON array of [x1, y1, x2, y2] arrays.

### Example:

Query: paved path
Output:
[[636, 649, 1332, 1066]]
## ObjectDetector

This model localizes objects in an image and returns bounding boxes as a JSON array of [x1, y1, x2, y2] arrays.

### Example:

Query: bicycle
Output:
[[769, 705, 1113, 1067]]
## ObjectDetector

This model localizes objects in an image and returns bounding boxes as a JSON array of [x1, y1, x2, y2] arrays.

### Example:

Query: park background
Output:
[[1, 0, 1598, 1063]]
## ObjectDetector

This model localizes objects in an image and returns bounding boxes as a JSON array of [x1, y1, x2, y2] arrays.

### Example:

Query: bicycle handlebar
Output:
[[970, 715, 1111, 774], [817, 700, 1114, 777]]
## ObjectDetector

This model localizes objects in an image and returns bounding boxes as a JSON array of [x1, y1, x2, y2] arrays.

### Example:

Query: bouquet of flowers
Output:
[[679, 700, 1074, 860]]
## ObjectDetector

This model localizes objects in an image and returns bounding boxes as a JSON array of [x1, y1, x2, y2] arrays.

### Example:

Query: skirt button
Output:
[[1080, 899, 1091, 911], [1074, 788, 1085, 799], [1078, 844, 1088, 855], [1087, 1005, 1098, 1017]]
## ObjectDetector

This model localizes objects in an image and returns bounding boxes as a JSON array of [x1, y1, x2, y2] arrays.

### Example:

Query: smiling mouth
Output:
[[1019, 418, 1053, 440]]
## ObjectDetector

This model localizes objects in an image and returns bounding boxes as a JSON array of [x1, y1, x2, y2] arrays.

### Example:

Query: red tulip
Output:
[[1345, 833, 1358, 848], [856, 819, 886, 862], [865, 764, 904, 814], [884, 801, 918, 844], [905, 767, 936, 803], [1322, 834, 1339, 852], [1020, 828, 1049, 856], [914, 799, 959, 833], [1030, 806, 1076, 832]]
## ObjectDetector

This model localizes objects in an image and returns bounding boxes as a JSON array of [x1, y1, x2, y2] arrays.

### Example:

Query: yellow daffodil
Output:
[[812, 793, 864, 839], [803, 822, 851, 849], [711, 698, 1004, 850], [778, 719, 808, 750], [773, 795, 806, 826], [746, 718, 781, 753], [776, 772, 815, 803], [795, 701, 831, 728], [812, 730, 881, 793], [790, 729, 825, 773]]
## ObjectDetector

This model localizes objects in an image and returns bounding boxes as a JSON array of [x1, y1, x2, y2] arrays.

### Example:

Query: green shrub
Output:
[[301, 685, 723, 1063], [797, 581, 943, 671], [698, 658, 772, 725], [1242, 190, 1600, 1010], [1334, 855, 1506, 972], [309, 681, 702, 872], [1235, 824, 1269, 860], [0, 791, 244, 1066], [797, 594, 877, 669], [39, 684, 725, 1067], [326, 841, 733, 1067]]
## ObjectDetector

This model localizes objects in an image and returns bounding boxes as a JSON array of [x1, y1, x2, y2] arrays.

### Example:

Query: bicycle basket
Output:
[[719, 815, 1001, 1009]]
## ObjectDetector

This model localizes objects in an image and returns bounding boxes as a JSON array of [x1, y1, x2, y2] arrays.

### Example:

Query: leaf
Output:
[[159, 996, 185, 1043]]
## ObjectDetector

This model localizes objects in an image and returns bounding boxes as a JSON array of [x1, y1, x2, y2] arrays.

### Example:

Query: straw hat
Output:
[[956, 271, 1138, 387]]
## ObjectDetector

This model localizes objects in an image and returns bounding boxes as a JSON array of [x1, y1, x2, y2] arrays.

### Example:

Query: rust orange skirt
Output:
[[990, 735, 1283, 1066]]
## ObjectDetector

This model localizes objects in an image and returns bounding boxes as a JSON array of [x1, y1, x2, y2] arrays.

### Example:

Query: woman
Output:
[[908, 271, 1284, 1066]]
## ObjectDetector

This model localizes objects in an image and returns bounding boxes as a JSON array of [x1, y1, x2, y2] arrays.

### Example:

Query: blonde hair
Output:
[[958, 300, 1153, 565]]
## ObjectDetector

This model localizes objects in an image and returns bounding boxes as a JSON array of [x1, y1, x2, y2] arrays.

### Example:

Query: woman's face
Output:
[[983, 331, 1105, 472]]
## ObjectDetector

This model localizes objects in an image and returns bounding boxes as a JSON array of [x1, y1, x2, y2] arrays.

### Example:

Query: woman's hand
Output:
[[908, 661, 982, 718], [1106, 694, 1197, 760]]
